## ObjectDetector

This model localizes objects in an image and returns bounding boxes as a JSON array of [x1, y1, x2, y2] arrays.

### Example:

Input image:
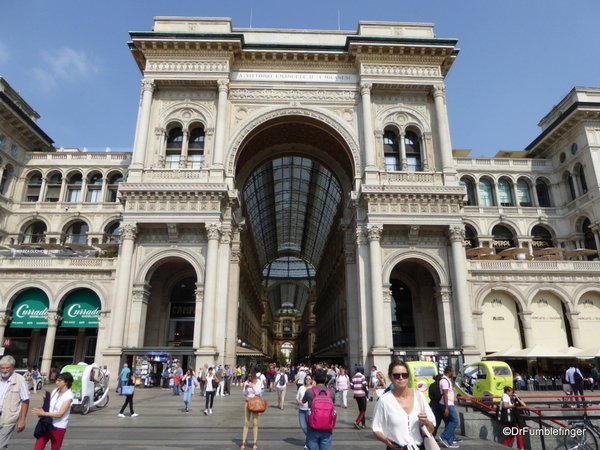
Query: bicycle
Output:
[[565, 409, 600, 450]]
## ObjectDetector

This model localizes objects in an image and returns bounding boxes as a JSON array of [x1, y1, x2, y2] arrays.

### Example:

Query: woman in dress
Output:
[[295, 374, 313, 447], [501, 386, 526, 449], [241, 370, 262, 450], [204, 366, 220, 415], [31, 372, 74, 450], [182, 367, 198, 413], [372, 361, 436, 450], [335, 368, 350, 408], [118, 372, 138, 417]]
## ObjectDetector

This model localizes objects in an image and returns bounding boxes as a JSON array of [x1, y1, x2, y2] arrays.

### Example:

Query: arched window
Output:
[[479, 179, 495, 207], [86, 173, 102, 202], [26, 172, 43, 202], [532, 225, 553, 249], [45, 173, 62, 202], [535, 179, 551, 207], [383, 130, 400, 171], [498, 179, 514, 206], [106, 173, 123, 202], [67, 173, 83, 202], [566, 173, 576, 201], [188, 127, 205, 169], [460, 178, 476, 206], [583, 218, 597, 261], [105, 223, 120, 244], [492, 225, 515, 251], [166, 127, 183, 169], [282, 319, 293, 338], [65, 221, 89, 244], [579, 166, 588, 194], [517, 179, 532, 207], [0, 166, 12, 195], [405, 131, 421, 172], [465, 225, 477, 249], [23, 221, 47, 244]]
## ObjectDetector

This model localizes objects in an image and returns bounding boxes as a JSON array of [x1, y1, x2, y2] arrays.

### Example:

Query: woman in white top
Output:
[[296, 375, 313, 448], [32, 372, 74, 450], [204, 366, 220, 415], [372, 361, 435, 450], [275, 367, 288, 410], [241, 370, 262, 450], [335, 368, 350, 408]]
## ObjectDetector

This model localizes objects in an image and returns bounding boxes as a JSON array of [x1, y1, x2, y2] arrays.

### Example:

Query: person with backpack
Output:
[[302, 368, 336, 450], [351, 366, 368, 429], [275, 366, 288, 410], [566, 365, 585, 407], [428, 373, 444, 436]]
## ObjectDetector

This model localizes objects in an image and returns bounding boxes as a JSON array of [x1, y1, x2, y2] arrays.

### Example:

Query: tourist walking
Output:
[[302, 368, 336, 450], [173, 365, 183, 396], [0, 355, 30, 449], [296, 374, 313, 449], [335, 368, 350, 408], [500, 386, 526, 449], [182, 367, 198, 413], [199, 363, 209, 396], [32, 372, 74, 450], [351, 366, 368, 429], [438, 366, 460, 448], [118, 372, 138, 418], [241, 370, 262, 450], [204, 367, 219, 415], [372, 361, 436, 449], [275, 366, 288, 410]]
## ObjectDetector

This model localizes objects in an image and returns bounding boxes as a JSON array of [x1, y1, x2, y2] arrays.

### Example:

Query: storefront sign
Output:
[[61, 290, 100, 328], [170, 303, 195, 318], [11, 289, 49, 328], [2, 338, 10, 347]]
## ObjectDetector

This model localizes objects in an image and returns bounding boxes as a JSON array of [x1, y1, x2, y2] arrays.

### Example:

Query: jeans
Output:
[[116, 378, 124, 394], [306, 428, 332, 450], [439, 404, 459, 445], [571, 383, 585, 407], [183, 387, 193, 410], [173, 384, 180, 396], [299, 409, 308, 435], [431, 400, 443, 437]]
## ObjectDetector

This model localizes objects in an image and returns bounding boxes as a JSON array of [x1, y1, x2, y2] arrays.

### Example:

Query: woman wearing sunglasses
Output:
[[372, 361, 436, 450]]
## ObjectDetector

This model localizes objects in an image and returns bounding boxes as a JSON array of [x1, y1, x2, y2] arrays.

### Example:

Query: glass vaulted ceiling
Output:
[[244, 157, 342, 315]]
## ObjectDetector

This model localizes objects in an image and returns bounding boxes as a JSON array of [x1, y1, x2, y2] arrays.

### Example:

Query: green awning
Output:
[[61, 289, 100, 328], [11, 289, 49, 328]]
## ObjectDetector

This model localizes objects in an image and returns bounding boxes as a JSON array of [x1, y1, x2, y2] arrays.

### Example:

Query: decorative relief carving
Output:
[[432, 84, 446, 99], [180, 228, 207, 243], [161, 91, 216, 100], [120, 223, 137, 241], [381, 230, 409, 246], [447, 225, 466, 243], [355, 227, 368, 246], [220, 229, 232, 244], [228, 89, 359, 102], [206, 223, 221, 240], [137, 228, 169, 244], [360, 83, 372, 95], [146, 60, 229, 73], [419, 231, 447, 246], [363, 65, 441, 78], [141, 79, 156, 92], [367, 225, 383, 242]]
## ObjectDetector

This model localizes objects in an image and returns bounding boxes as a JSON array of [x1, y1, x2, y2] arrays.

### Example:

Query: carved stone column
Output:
[[447, 225, 476, 349], [109, 223, 137, 348], [212, 79, 229, 169], [421, 132, 431, 172], [399, 131, 408, 171], [130, 79, 156, 174], [367, 225, 387, 350], [198, 223, 221, 355], [37, 176, 48, 203], [225, 227, 242, 364], [432, 85, 455, 173], [434, 286, 455, 347], [155, 127, 167, 168], [179, 129, 189, 168], [566, 312, 583, 349], [192, 285, 204, 349], [41, 313, 61, 376], [128, 283, 151, 347], [360, 83, 377, 171]]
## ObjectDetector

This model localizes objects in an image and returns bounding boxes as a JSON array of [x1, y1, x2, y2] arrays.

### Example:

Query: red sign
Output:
[[3, 338, 10, 347]]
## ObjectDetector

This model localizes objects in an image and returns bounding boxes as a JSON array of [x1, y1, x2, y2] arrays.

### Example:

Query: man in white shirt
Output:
[[438, 366, 460, 448], [0, 356, 29, 449], [566, 365, 585, 407]]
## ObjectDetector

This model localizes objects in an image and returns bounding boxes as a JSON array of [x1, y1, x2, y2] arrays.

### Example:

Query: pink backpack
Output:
[[307, 387, 337, 431]]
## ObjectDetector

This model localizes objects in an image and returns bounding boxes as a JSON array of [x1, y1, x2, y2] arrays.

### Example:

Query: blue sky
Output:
[[2, 1, 599, 156]]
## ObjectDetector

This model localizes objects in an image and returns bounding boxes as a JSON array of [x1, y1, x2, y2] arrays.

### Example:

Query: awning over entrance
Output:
[[11, 288, 49, 328], [61, 289, 101, 328], [236, 346, 264, 357]]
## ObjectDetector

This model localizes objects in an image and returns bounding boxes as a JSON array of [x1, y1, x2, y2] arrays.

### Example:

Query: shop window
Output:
[[532, 225, 553, 249], [464, 225, 477, 249], [65, 221, 89, 244], [460, 178, 476, 206], [45, 174, 62, 202], [535, 180, 551, 207], [405, 131, 421, 172], [479, 179, 495, 207], [492, 225, 514, 251], [106, 173, 123, 202], [23, 221, 47, 244], [67, 173, 83, 203], [498, 179, 514, 206], [86, 173, 102, 203], [26, 172, 43, 202], [517, 179, 532, 207], [383, 130, 400, 171]]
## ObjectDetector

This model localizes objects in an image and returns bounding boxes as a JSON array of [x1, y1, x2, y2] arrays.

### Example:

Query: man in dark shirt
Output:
[[302, 368, 335, 450]]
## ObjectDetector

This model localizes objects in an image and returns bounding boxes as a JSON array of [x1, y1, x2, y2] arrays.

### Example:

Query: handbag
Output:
[[121, 385, 135, 396], [212, 379, 219, 389], [418, 391, 441, 450], [247, 396, 267, 413], [33, 390, 56, 439]]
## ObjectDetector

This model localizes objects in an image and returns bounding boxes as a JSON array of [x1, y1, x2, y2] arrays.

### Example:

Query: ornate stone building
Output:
[[0, 19, 599, 382]]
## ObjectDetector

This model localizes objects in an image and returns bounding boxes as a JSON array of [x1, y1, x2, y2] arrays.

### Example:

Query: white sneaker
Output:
[[118, 413, 125, 418], [131, 413, 139, 417], [209, 410, 213, 414]]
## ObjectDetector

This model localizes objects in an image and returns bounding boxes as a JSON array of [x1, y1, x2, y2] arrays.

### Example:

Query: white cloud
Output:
[[32, 47, 100, 91]]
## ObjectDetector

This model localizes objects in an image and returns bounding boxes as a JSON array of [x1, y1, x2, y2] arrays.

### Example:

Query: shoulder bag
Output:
[[121, 385, 135, 396], [418, 390, 441, 450], [247, 396, 267, 413]]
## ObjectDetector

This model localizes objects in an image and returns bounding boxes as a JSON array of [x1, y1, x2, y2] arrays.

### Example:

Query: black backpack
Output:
[[428, 377, 442, 403], [278, 374, 286, 386], [573, 370, 583, 384]]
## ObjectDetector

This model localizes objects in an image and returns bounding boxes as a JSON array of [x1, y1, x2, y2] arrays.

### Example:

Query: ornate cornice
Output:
[[362, 64, 441, 78], [228, 89, 359, 102], [146, 60, 229, 74]]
